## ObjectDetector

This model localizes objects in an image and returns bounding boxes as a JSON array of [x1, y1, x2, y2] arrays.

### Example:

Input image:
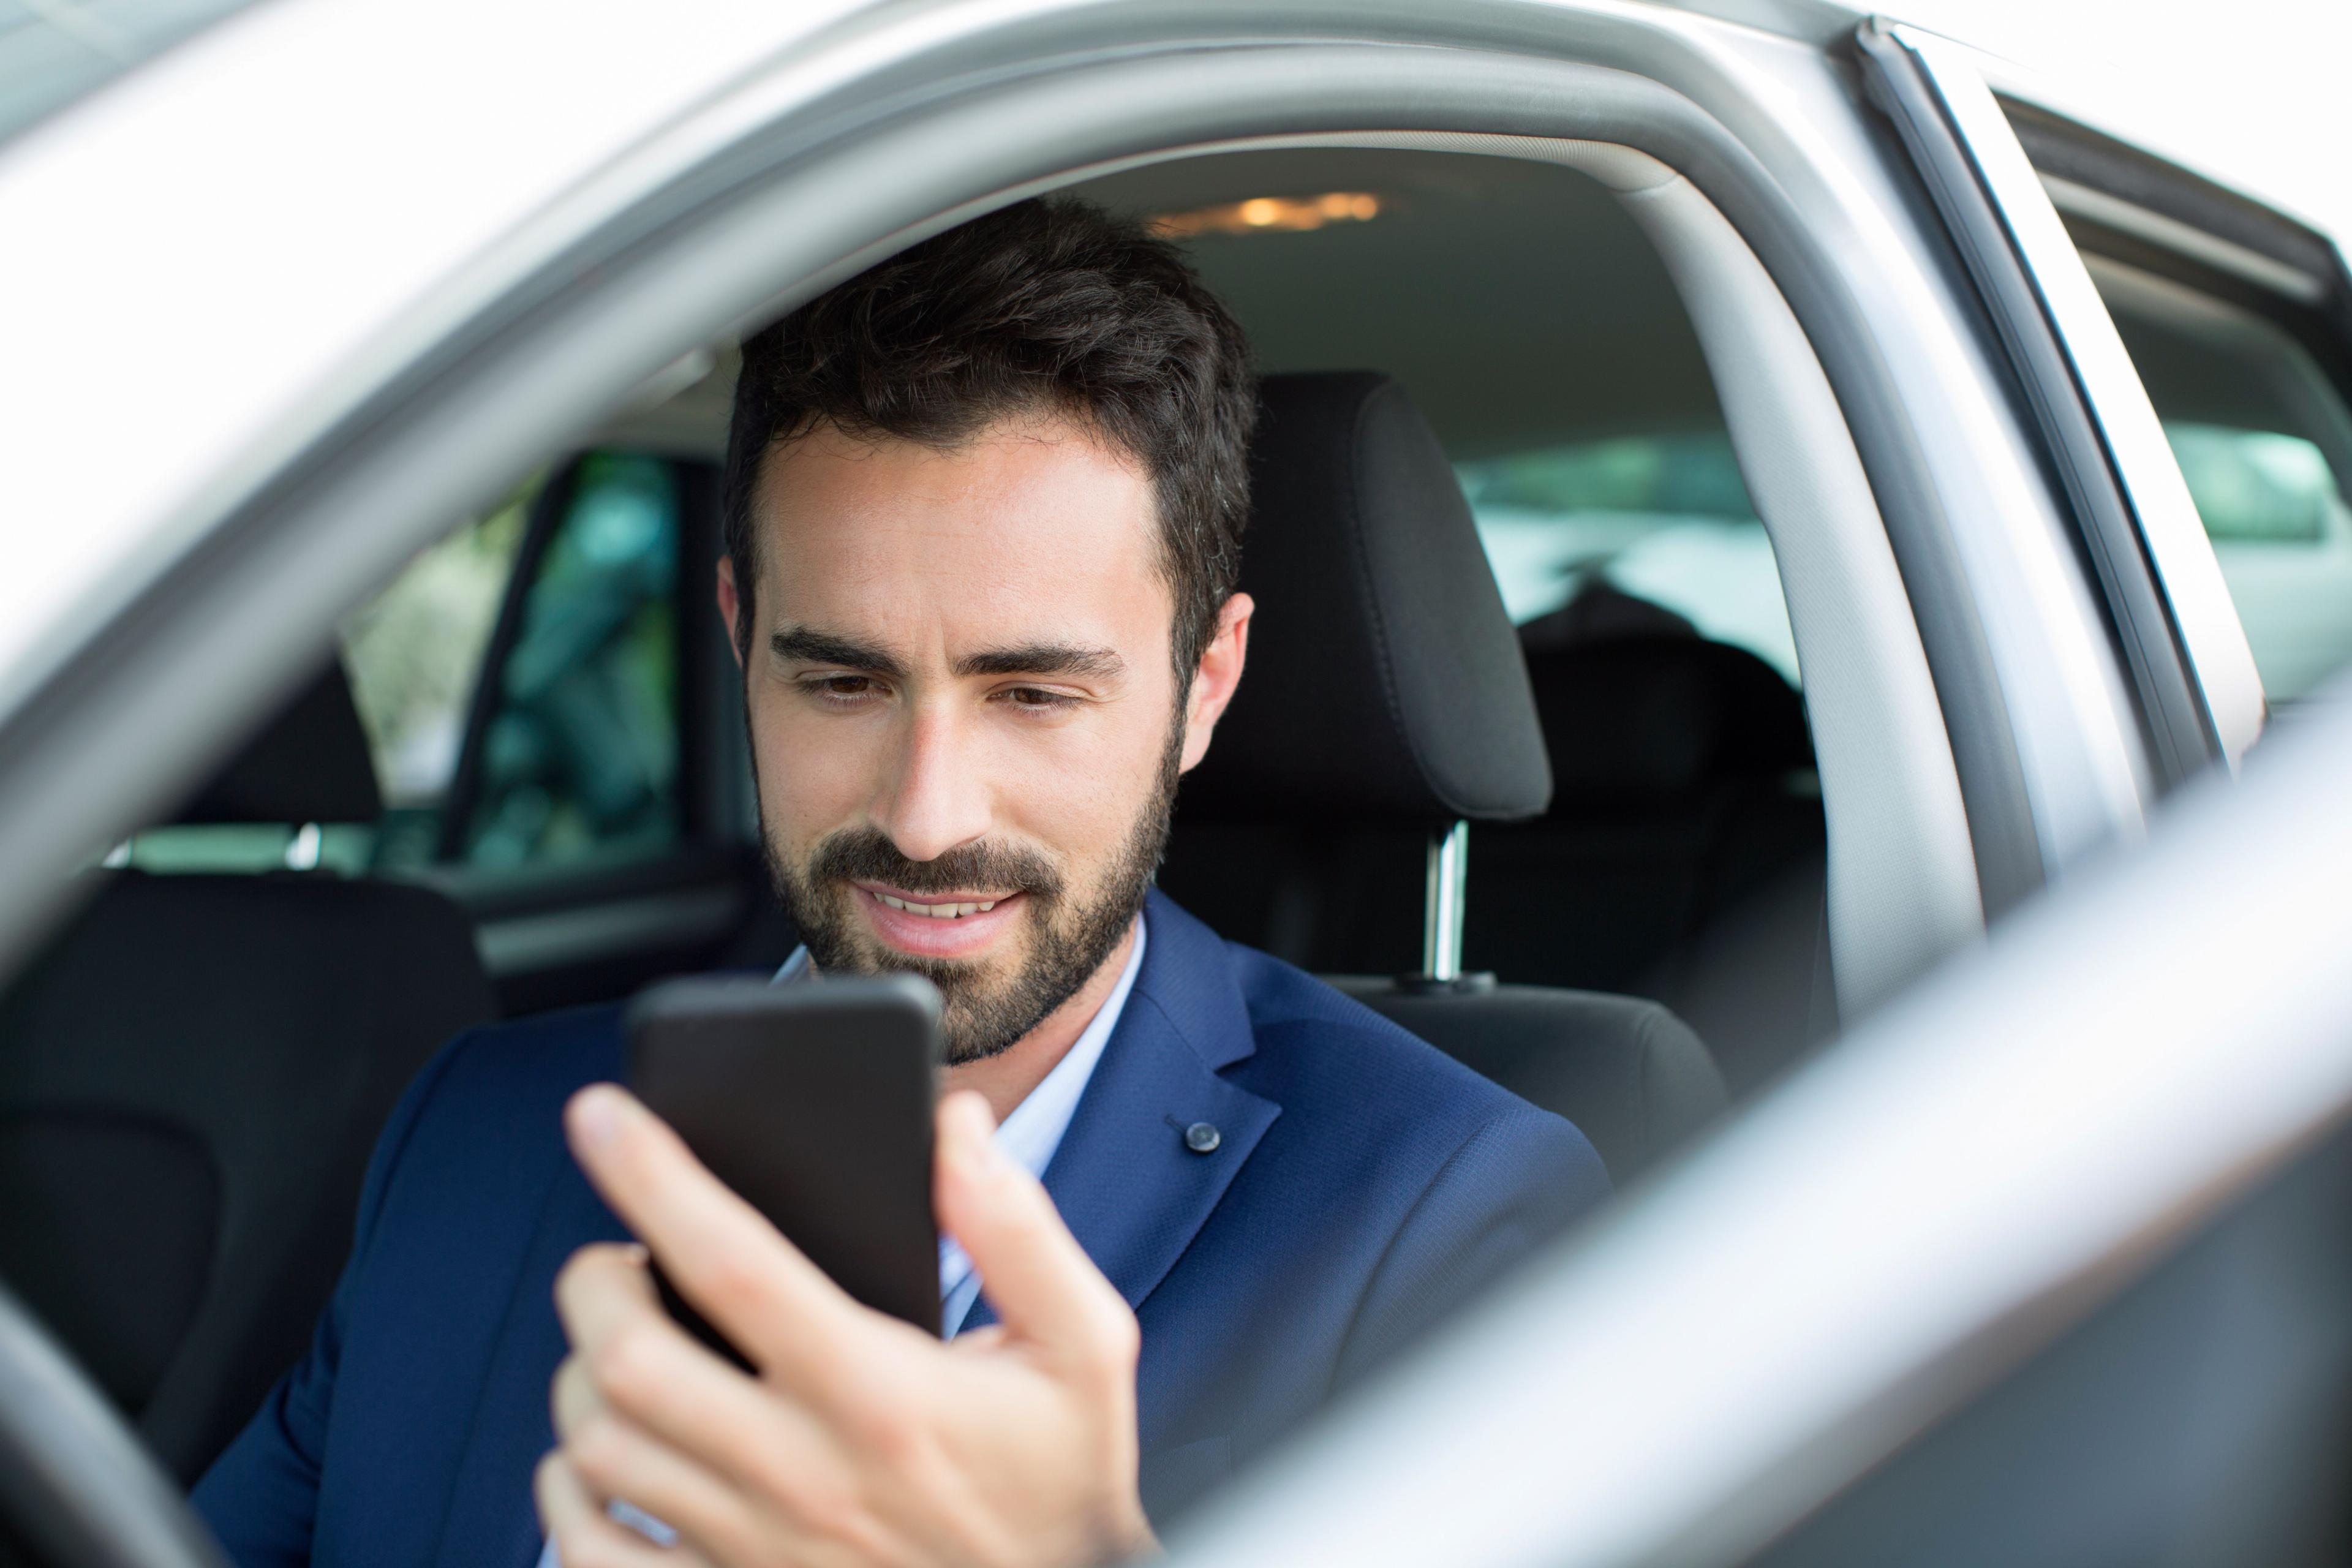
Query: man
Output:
[[194, 198, 1608, 1568]]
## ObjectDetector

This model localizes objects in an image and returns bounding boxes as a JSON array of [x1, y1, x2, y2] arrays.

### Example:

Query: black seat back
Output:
[[1471, 635, 1828, 1095], [1325, 978, 1721, 1181], [0, 666, 494, 1480], [1162, 368, 1547, 976], [1161, 372, 1726, 1180]]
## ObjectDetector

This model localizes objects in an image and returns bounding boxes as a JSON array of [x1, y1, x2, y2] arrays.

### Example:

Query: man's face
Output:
[[720, 412, 1237, 1063]]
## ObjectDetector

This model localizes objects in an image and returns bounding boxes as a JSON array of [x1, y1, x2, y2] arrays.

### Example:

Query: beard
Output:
[[758, 716, 1184, 1065]]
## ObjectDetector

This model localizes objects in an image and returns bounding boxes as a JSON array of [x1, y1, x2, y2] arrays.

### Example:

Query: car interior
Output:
[[0, 145, 1850, 1487]]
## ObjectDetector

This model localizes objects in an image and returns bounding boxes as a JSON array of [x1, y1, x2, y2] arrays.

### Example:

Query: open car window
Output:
[[1459, 432, 1797, 684], [119, 449, 698, 884], [442, 451, 685, 872], [2084, 258, 2352, 708], [1966, 81, 2352, 746], [339, 479, 537, 864], [10, 8, 2351, 1563]]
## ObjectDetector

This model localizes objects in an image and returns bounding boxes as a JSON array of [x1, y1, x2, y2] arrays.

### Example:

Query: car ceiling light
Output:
[[1149, 192, 1381, 238]]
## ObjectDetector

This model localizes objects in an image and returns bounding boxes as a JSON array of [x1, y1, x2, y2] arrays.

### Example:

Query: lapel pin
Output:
[[1183, 1121, 1221, 1155]]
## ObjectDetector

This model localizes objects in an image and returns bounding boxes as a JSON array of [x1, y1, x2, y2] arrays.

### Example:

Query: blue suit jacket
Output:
[[194, 891, 1607, 1565]]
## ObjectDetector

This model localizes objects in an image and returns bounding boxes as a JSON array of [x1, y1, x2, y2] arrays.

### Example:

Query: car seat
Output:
[[1472, 635, 1831, 1096], [1157, 372, 1726, 1181], [0, 665, 494, 1482]]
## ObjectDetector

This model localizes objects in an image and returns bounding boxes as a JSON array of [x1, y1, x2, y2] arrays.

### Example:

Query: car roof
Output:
[[599, 144, 1730, 463], [0, 0, 1871, 153], [0, 0, 1825, 735]]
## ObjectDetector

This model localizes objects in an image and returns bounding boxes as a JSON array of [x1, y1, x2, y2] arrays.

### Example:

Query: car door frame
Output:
[[1856, 21, 2278, 786], [0, 1, 2155, 1000], [1992, 61, 2352, 712]]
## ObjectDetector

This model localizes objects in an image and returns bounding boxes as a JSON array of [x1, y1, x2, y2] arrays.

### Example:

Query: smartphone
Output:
[[624, 973, 944, 1359]]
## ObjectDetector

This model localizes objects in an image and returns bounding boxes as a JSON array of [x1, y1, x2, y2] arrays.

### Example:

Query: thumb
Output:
[[933, 1092, 1134, 1363]]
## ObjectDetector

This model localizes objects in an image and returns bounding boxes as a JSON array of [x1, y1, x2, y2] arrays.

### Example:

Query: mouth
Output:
[[863, 888, 1009, 919], [851, 882, 1029, 959]]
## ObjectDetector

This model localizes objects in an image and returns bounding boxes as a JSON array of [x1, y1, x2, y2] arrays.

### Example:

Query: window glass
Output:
[[115, 822, 375, 877], [2089, 256, 2352, 706], [111, 483, 532, 875], [336, 480, 537, 868], [116, 451, 687, 878], [459, 452, 682, 869], [342, 488, 536, 805], [1457, 433, 1800, 685]]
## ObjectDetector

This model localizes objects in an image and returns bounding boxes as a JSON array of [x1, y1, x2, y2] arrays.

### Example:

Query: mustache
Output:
[[807, 827, 1065, 902]]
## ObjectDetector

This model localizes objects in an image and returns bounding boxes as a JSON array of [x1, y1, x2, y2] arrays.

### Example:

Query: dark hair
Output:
[[721, 197, 1257, 682]]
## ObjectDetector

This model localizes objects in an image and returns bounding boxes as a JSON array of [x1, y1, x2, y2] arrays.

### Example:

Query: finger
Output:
[[554, 1246, 845, 1496], [552, 1242, 662, 1371], [946, 1322, 1009, 1355], [565, 1084, 871, 1387], [569, 1401, 908, 1568], [932, 1092, 1137, 1366], [553, 1354, 595, 1439], [552, 1245, 881, 1545], [535, 1450, 714, 1568], [563, 1406, 777, 1568]]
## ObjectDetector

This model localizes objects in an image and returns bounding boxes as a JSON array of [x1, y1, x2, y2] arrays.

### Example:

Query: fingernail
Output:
[[941, 1094, 996, 1170], [570, 1085, 627, 1150]]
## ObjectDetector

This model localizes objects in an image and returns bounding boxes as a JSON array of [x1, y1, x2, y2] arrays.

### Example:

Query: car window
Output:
[[1457, 432, 1799, 685], [107, 478, 535, 876], [341, 480, 538, 865], [122, 448, 690, 878], [2086, 257, 2352, 707], [1096, 148, 1800, 685], [448, 451, 685, 871]]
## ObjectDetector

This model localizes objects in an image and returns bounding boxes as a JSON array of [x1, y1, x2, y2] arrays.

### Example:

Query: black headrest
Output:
[[1178, 372, 1552, 824], [179, 662, 383, 826], [1526, 636, 1812, 805]]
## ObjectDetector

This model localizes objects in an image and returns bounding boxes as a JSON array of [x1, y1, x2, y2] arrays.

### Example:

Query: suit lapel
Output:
[[965, 892, 1279, 1332]]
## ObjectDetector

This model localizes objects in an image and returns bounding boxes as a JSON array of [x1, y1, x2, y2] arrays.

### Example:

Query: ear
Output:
[[1178, 593, 1253, 774], [716, 556, 747, 671]]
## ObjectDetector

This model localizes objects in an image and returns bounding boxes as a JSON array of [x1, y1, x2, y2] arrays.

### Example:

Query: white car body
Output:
[[2, 4, 2348, 1564]]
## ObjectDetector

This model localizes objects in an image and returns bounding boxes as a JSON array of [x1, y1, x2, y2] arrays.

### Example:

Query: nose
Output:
[[867, 700, 993, 865]]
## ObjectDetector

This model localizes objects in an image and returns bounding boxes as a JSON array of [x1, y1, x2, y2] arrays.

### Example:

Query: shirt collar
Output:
[[769, 911, 1148, 1180], [775, 916, 1148, 1338], [990, 913, 1145, 1179]]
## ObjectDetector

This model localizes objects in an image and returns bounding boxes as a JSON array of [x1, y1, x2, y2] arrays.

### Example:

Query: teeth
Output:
[[872, 892, 1001, 918]]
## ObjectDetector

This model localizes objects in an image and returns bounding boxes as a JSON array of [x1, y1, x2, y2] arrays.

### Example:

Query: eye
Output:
[[1000, 685, 1078, 712], [799, 674, 883, 707]]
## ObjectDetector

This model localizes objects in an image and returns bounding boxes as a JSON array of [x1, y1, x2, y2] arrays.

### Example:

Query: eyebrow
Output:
[[769, 628, 909, 680], [769, 628, 1126, 685], [953, 643, 1126, 681]]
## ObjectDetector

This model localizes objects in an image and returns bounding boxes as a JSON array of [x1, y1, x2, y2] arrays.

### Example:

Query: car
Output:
[[1, 1, 2348, 1563]]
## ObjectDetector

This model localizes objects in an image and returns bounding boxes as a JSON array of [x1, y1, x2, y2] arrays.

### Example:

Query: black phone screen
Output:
[[624, 973, 943, 1357]]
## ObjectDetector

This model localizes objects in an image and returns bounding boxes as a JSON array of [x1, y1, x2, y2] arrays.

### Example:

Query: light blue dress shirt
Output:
[[538, 914, 1145, 1562], [930, 915, 1144, 1336]]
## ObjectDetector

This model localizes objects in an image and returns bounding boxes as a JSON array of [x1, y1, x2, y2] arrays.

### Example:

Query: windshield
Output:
[[0, 0, 264, 148]]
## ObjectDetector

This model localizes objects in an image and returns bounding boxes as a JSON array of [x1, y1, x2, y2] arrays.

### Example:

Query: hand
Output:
[[535, 1084, 1156, 1568]]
